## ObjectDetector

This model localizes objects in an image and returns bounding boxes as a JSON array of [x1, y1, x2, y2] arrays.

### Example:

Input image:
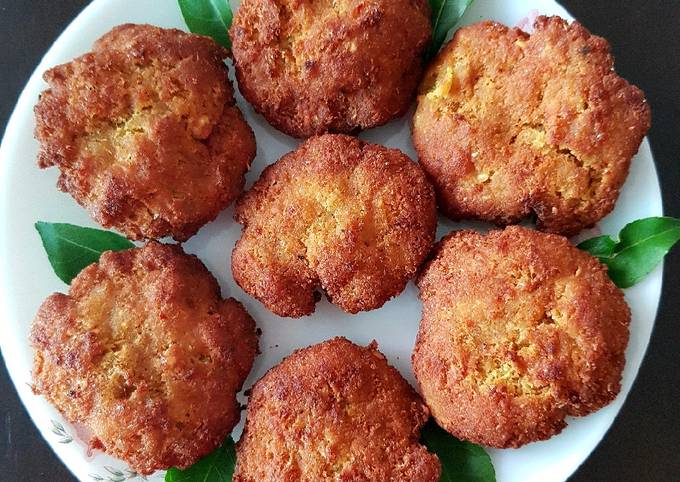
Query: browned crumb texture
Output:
[[30, 242, 258, 474], [412, 16, 651, 236], [230, 0, 432, 138], [34, 24, 256, 241], [412, 226, 630, 448], [234, 337, 441, 481], [232, 134, 437, 317]]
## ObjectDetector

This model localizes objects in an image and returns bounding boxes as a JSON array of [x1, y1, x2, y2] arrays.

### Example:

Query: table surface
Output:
[[1, 1, 679, 481]]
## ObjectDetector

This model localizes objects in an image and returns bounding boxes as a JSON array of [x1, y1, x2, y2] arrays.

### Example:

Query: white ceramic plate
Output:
[[0, 0, 662, 481]]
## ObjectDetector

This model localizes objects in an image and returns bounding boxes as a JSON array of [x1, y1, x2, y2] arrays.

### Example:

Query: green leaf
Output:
[[578, 216, 680, 288], [428, 0, 474, 59], [178, 0, 233, 49], [576, 235, 616, 258], [165, 437, 236, 482], [35, 222, 134, 284], [421, 419, 496, 482]]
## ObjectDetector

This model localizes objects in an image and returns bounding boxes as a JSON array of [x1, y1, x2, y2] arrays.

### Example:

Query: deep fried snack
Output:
[[412, 17, 651, 236], [412, 226, 630, 448], [230, 0, 431, 138], [30, 242, 258, 474], [234, 337, 440, 481], [232, 134, 437, 317], [35, 24, 256, 241]]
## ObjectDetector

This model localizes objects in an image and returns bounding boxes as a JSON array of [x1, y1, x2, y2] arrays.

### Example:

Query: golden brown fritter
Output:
[[412, 17, 651, 236], [232, 134, 437, 317], [35, 24, 256, 241], [30, 242, 258, 474], [412, 226, 630, 448], [230, 0, 431, 138], [234, 337, 440, 481]]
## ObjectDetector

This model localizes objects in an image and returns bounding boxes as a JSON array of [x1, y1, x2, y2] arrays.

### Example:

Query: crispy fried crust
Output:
[[30, 242, 258, 474], [412, 226, 630, 447], [234, 337, 441, 481], [230, 0, 431, 138], [232, 134, 437, 317], [412, 17, 651, 236], [34, 24, 256, 241]]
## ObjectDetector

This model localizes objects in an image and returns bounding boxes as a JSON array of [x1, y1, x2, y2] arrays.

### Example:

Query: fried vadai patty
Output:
[[232, 134, 437, 317], [413, 16, 651, 236], [230, 0, 431, 138], [412, 226, 630, 448], [35, 24, 256, 241], [234, 337, 441, 481], [30, 242, 259, 474]]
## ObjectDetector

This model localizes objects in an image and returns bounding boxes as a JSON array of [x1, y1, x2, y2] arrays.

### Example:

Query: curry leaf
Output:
[[577, 235, 616, 258], [578, 217, 680, 288], [421, 419, 496, 482], [35, 222, 134, 284], [165, 437, 236, 482], [428, 0, 474, 59], [178, 0, 233, 49]]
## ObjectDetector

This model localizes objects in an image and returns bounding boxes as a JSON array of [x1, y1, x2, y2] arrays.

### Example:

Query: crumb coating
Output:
[[31, 242, 258, 474], [230, 0, 431, 137], [35, 24, 256, 241], [413, 17, 650, 236], [413, 226, 630, 447], [232, 134, 437, 317], [234, 337, 441, 481]]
